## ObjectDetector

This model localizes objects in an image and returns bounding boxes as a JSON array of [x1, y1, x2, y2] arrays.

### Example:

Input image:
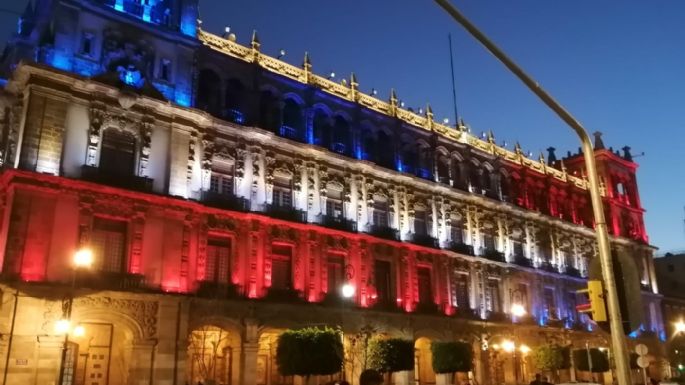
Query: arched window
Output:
[[377, 131, 395, 169], [313, 110, 331, 148], [481, 168, 493, 196], [224, 78, 245, 124], [452, 159, 464, 189], [100, 129, 136, 177], [196, 69, 222, 116], [281, 99, 303, 141], [500, 172, 511, 202], [362, 132, 376, 162], [469, 167, 481, 193], [436, 154, 450, 184], [400, 141, 417, 174], [331, 116, 350, 155], [258, 90, 280, 133], [417, 144, 432, 180]]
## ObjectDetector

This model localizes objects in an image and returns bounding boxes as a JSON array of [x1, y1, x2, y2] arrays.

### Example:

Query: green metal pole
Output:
[[431, 2, 633, 385]]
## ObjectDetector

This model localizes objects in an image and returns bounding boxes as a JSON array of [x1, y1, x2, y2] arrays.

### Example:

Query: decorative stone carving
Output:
[[87, 102, 108, 166], [138, 117, 153, 177], [73, 296, 159, 338]]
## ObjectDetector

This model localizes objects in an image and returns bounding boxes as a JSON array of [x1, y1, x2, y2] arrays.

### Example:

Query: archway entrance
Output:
[[64, 321, 131, 385], [415, 337, 436, 385], [188, 325, 238, 385]]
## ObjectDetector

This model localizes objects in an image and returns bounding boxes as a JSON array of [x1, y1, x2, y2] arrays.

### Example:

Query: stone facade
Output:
[[0, 1, 666, 384]]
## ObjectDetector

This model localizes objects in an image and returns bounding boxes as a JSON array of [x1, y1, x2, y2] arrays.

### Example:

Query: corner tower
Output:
[[563, 132, 647, 243]]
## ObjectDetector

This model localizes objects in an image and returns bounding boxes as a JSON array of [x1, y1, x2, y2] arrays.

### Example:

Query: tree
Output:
[[431, 341, 473, 374], [572, 348, 609, 372], [533, 344, 570, 382], [368, 338, 415, 376], [276, 327, 343, 382]]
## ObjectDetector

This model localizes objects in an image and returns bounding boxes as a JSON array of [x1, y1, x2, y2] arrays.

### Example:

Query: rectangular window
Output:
[[417, 266, 432, 304], [326, 188, 344, 217], [272, 176, 292, 207], [374, 259, 393, 304], [482, 233, 496, 251], [271, 244, 292, 290], [512, 240, 524, 257], [160, 58, 171, 81], [205, 238, 231, 284], [91, 217, 127, 273], [81, 32, 94, 56], [327, 255, 344, 296], [486, 279, 500, 313], [567, 291, 578, 320], [450, 222, 463, 244], [373, 200, 388, 227], [414, 210, 427, 235], [455, 274, 470, 308], [544, 287, 557, 319]]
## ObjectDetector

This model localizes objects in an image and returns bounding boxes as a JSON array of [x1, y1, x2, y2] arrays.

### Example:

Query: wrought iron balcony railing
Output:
[[196, 280, 238, 299], [447, 242, 475, 256], [265, 203, 307, 223], [202, 191, 250, 212], [481, 247, 506, 263], [366, 225, 400, 241], [81, 165, 154, 193], [317, 214, 357, 233], [79, 270, 147, 291], [564, 266, 582, 278], [408, 233, 440, 249], [513, 255, 533, 268]]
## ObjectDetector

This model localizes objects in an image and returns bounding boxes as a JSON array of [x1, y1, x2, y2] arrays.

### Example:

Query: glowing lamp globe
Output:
[[341, 283, 356, 299], [501, 340, 515, 353], [675, 320, 685, 334], [519, 344, 531, 354], [511, 303, 526, 318], [73, 325, 85, 337], [55, 319, 71, 334], [73, 248, 93, 268]]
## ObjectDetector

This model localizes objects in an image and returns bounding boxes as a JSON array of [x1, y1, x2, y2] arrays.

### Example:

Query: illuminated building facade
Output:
[[0, 0, 665, 384]]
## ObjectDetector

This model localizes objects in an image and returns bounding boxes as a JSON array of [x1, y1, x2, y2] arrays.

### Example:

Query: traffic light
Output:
[[576, 280, 608, 322]]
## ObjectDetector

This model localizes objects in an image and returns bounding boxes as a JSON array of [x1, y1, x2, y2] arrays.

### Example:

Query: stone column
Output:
[[241, 342, 259, 385], [473, 340, 488, 385]]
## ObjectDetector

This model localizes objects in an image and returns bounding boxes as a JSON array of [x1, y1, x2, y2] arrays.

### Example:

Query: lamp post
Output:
[[56, 248, 93, 385], [432, 2, 633, 385]]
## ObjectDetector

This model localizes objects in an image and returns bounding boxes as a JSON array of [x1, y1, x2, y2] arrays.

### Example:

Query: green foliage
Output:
[[572, 348, 610, 372], [431, 341, 473, 374], [368, 338, 415, 374], [276, 327, 343, 377], [533, 345, 570, 372]]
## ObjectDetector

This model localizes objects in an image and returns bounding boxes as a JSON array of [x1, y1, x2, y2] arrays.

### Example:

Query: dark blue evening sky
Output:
[[2, 1, 684, 253]]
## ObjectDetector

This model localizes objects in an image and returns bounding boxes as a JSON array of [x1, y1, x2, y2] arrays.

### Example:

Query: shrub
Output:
[[431, 341, 473, 374], [276, 327, 343, 378], [533, 344, 570, 372], [368, 338, 415, 374]]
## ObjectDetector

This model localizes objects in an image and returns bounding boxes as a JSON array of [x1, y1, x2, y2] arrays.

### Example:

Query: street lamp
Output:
[[341, 283, 356, 299], [511, 303, 526, 318], [57, 248, 92, 385], [433, 2, 633, 385], [675, 320, 685, 335]]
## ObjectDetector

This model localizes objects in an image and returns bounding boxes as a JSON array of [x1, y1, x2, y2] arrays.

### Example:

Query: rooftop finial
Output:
[[514, 142, 523, 155], [389, 89, 398, 116], [622, 146, 633, 162], [487, 130, 495, 144], [426, 104, 434, 119], [593, 131, 605, 150], [302, 52, 312, 83], [251, 30, 260, 50], [546, 147, 557, 164], [539, 151, 546, 164]]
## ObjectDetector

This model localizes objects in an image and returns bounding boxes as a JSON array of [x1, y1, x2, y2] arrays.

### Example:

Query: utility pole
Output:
[[431, 2, 633, 385]]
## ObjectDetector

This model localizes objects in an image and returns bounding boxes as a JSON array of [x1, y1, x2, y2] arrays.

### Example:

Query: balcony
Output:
[[279, 125, 302, 141], [408, 233, 440, 249], [224, 109, 245, 124], [414, 301, 440, 314], [539, 261, 559, 273], [513, 255, 533, 268], [265, 203, 307, 223], [202, 191, 250, 212], [438, 176, 451, 185], [264, 288, 302, 303], [564, 266, 582, 278], [367, 225, 400, 241], [81, 165, 153, 193], [79, 270, 147, 291], [416, 168, 432, 180], [371, 299, 402, 313], [317, 214, 357, 233], [486, 311, 510, 323], [196, 281, 238, 299], [331, 142, 347, 155], [454, 307, 480, 320], [482, 247, 506, 263], [447, 242, 475, 256]]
